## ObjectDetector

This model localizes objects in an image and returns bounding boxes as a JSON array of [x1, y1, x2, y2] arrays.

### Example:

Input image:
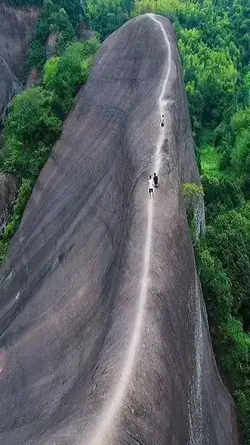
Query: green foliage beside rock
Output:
[[0, 37, 99, 261], [183, 183, 204, 201], [196, 186, 250, 443], [87, 0, 134, 38], [26, 0, 77, 73], [44, 38, 99, 114], [0, 178, 34, 262], [1, 87, 62, 179]]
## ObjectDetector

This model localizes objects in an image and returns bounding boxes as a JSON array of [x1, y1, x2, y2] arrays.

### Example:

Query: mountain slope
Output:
[[0, 14, 238, 445]]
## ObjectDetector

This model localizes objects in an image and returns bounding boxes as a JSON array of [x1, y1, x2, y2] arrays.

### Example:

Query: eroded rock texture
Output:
[[0, 3, 39, 120], [0, 14, 238, 445]]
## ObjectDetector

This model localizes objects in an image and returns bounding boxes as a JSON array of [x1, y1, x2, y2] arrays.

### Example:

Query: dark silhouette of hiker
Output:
[[160, 114, 165, 133], [153, 173, 158, 188]]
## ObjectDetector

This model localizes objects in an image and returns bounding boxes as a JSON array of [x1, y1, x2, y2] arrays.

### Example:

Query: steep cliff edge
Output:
[[0, 3, 38, 119], [0, 14, 238, 445]]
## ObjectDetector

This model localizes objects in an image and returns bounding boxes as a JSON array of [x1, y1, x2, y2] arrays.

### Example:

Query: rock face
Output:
[[0, 173, 17, 234], [0, 14, 238, 445], [0, 3, 39, 120], [77, 20, 95, 41], [45, 32, 59, 60], [25, 66, 39, 89]]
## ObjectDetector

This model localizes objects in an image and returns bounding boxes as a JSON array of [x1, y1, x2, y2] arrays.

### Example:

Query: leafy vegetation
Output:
[[196, 175, 250, 442], [183, 182, 204, 242], [88, 0, 250, 441], [4, 0, 86, 26], [44, 38, 99, 115], [1, 87, 62, 179], [0, 1, 99, 261], [0, 36, 99, 261], [86, 0, 134, 38], [183, 183, 204, 201], [0, 178, 34, 262], [26, 0, 77, 73]]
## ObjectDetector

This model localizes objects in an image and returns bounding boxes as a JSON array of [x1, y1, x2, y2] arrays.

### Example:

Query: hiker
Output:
[[160, 114, 165, 133], [148, 175, 154, 198], [153, 172, 159, 188]]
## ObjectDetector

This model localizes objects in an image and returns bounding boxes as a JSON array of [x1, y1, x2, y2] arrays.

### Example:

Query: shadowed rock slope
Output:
[[0, 3, 38, 120], [0, 173, 17, 234], [0, 14, 238, 445]]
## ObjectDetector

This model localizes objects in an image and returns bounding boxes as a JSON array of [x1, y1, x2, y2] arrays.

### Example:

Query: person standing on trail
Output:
[[160, 114, 165, 133], [148, 175, 154, 198], [153, 172, 159, 188]]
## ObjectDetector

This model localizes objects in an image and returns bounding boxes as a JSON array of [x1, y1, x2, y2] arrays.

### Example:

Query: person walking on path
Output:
[[148, 175, 154, 198], [160, 114, 165, 133], [153, 172, 159, 188]]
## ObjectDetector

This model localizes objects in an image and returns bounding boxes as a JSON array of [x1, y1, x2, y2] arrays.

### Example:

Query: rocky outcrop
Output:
[[45, 32, 59, 60], [77, 20, 95, 41], [0, 14, 238, 445], [0, 173, 17, 234], [0, 3, 39, 121], [25, 66, 39, 89]]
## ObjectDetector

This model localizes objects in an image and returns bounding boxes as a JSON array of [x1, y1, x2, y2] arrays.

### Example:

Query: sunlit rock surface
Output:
[[0, 14, 238, 445]]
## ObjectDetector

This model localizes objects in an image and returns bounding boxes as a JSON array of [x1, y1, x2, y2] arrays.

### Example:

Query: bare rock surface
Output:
[[25, 67, 39, 89], [0, 14, 239, 445], [77, 20, 95, 41], [0, 3, 39, 119], [45, 32, 59, 60], [0, 173, 17, 234]]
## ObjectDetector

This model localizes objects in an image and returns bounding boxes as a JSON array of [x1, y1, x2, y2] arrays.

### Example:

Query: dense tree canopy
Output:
[[44, 38, 99, 114], [1, 87, 61, 179], [86, 0, 134, 38]]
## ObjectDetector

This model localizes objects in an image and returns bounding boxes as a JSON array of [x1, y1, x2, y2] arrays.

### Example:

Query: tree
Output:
[[2, 87, 62, 179], [44, 38, 100, 114], [229, 108, 250, 196], [202, 175, 244, 221], [87, 0, 133, 39]]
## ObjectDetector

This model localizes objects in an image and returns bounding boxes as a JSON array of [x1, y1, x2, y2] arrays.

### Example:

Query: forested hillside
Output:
[[0, 0, 249, 443]]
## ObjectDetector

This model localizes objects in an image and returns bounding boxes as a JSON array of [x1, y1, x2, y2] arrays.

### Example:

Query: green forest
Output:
[[1, 0, 250, 442]]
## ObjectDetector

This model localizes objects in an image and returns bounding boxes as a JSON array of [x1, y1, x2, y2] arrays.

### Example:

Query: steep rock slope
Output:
[[0, 14, 238, 445], [0, 3, 38, 119]]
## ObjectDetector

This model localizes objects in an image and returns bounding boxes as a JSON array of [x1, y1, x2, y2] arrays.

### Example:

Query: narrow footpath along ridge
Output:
[[0, 14, 238, 445], [89, 13, 173, 445]]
